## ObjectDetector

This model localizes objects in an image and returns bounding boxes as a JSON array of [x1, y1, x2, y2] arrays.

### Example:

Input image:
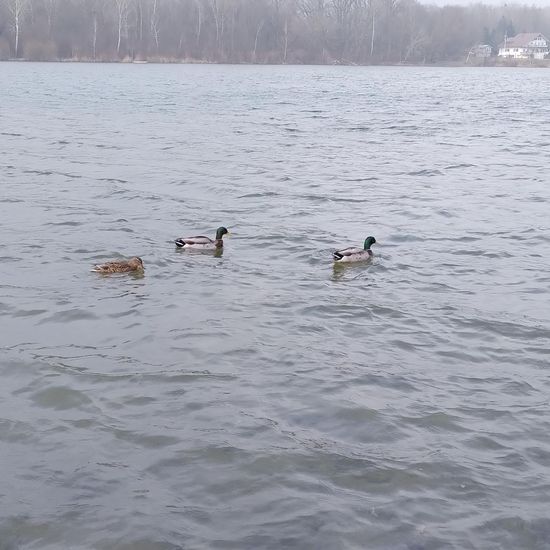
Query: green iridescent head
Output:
[[216, 227, 229, 240], [363, 236, 376, 250]]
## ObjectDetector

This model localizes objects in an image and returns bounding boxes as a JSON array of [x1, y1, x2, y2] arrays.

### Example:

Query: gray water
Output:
[[1, 63, 549, 550]]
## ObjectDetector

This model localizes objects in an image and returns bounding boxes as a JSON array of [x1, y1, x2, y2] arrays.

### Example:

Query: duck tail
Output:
[[333, 251, 343, 261], [174, 239, 185, 248]]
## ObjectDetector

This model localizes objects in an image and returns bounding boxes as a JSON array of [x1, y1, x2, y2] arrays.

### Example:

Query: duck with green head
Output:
[[175, 227, 229, 250], [333, 236, 376, 263]]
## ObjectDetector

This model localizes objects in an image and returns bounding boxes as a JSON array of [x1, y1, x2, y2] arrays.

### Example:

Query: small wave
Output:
[[47, 221, 83, 227], [436, 209, 456, 218], [402, 411, 468, 432], [12, 308, 47, 318], [407, 169, 443, 177], [0, 198, 24, 203], [23, 169, 82, 179], [445, 163, 475, 169], [24, 169, 53, 176], [386, 124, 419, 130], [95, 144, 123, 150], [102, 227, 135, 233], [390, 234, 424, 242], [238, 191, 280, 199], [343, 176, 380, 182], [0, 256, 23, 262], [99, 178, 129, 184], [39, 308, 99, 324]]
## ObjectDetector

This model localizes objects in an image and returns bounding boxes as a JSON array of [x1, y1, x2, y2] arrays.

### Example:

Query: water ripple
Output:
[[0, 63, 549, 550]]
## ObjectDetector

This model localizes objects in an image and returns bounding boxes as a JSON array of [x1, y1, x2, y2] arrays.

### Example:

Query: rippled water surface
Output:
[[1, 63, 550, 549]]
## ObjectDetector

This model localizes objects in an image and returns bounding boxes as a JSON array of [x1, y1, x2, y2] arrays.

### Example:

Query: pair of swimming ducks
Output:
[[91, 227, 377, 273]]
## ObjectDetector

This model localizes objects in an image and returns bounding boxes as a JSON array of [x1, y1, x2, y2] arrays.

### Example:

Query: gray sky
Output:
[[423, 0, 550, 5]]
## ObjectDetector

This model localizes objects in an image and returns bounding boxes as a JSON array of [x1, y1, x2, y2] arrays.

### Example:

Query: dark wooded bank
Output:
[[1, 0, 549, 64]]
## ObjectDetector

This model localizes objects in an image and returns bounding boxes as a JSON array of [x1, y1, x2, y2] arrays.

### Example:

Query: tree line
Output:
[[1, 0, 550, 64]]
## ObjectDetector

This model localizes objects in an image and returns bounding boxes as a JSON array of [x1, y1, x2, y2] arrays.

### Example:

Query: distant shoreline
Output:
[[2, 58, 549, 68]]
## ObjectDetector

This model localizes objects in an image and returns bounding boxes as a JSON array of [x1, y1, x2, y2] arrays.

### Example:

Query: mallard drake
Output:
[[91, 257, 144, 273], [333, 236, 376, 263], [175, 227, 229, 250]]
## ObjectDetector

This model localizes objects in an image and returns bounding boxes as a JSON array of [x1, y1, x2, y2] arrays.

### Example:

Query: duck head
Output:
[[216, 227, 229, 240], [363, 236, 376, 250], [129, 257, 144, 269]]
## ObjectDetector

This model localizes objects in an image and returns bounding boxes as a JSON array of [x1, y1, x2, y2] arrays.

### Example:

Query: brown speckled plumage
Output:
[[91, 257, 144, 274]]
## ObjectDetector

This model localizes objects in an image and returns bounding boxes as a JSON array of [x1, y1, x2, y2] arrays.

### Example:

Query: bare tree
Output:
[[87, 0, 103, 60], [150, 0, 160, 52], [253, 18, 264, 61], [282, 17, 288, 62], [92, 10, 98, 58], [370, 0, 375, 58], [115, 0, 130, 56], [209, 0, 220, 53], [45, 0, 56, 37], [195, 0, 202, 49], [4, 0, 29, 57]]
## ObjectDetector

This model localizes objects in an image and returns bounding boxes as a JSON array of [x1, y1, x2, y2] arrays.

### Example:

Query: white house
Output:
[[498, 33, 549, 60], [471, 44, 492, 58]]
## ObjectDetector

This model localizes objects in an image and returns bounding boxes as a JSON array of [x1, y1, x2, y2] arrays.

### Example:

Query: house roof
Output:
[[501, 33, 547, 48]]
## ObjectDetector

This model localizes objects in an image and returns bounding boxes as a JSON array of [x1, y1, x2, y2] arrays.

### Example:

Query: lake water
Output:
[[1, 63, 549, 549]]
